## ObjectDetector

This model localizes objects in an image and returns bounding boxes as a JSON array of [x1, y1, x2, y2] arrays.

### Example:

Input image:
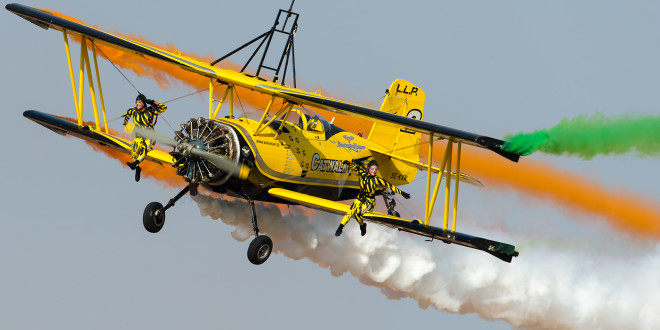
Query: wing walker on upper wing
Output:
[[8, 2, 523, 265]]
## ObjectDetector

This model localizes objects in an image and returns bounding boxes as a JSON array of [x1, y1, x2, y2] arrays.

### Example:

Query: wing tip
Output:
[[476, 136, 522, 162]]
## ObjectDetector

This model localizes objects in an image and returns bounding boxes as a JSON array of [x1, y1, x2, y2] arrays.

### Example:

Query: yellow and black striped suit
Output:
[[123, 103, 167, 163], [340, 161, 403, 226], [123, 103, 167, 128]]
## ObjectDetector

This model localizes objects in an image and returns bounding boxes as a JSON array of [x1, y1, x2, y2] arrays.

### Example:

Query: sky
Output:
[[1, 1, 659, 329]]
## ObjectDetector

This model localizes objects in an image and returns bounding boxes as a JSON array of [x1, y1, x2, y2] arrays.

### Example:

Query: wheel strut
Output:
[[247, 195, 259, 237], [164, 184, 191, 212], [241, 187, 259, 237], [241, 187, 273, 265]]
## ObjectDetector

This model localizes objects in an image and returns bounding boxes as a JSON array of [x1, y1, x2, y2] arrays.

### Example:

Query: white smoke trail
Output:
[[193, 193, 660, 329]]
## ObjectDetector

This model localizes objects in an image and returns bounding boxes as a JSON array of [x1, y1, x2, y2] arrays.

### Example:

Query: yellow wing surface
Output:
[[24, 110, 175, 165], [268, 188, 518, 262], [7, 3, 522, 163]]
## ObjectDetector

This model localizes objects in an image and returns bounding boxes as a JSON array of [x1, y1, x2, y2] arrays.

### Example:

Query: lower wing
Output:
[[24, 110, 175, 165], [267, 187, 519, 262]]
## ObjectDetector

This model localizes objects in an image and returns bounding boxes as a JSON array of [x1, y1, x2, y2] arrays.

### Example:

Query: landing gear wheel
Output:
[[143, 202, 165, 233], [247, 235, 273, 265]]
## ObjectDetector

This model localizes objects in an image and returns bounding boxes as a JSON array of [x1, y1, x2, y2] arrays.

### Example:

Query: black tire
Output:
[[143, 202, 165, 233], [247, 235, 273, 265]]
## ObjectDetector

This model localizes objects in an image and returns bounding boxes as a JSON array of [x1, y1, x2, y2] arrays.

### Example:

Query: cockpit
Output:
[[267, 107, 344, 140], [284, 108, 330, 132]]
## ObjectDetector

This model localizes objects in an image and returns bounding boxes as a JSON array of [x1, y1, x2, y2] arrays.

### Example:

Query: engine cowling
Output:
[[170, 117, 241, 185]]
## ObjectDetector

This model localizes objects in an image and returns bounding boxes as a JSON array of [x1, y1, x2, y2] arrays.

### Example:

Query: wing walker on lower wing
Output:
[[9, 2, 523, 265]]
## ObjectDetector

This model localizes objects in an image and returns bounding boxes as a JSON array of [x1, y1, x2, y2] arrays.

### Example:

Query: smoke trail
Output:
[[43, 9, 660, 323], [425, 141, 660, 239], [193, 192, 660, 329], [83, 139, 184, 189], [63, 117, 185, 189], [503, 113, 660, 159]]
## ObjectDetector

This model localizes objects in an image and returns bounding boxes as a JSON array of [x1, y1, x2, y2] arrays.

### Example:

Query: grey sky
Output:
[[2, 1, 659, 329]]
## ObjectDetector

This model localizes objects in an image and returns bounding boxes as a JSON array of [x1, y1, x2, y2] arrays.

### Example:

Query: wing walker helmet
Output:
[[136, 93, 147, 104]]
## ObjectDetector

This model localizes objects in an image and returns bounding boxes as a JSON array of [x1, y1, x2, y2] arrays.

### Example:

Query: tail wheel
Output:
[[247, 235, 273, 265], [143, 202, 165, 233]]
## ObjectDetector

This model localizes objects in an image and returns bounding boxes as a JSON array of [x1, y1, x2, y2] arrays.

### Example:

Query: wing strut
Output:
[[253, 100, 294, 136], [209, 80, 233, 119], [62, 30, 109, 133], [209, 83, 235, 120], [424, 137, 463, 232]]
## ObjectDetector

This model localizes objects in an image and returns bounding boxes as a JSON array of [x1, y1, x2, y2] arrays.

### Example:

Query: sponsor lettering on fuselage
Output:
[[256, 139, 281, 147], [311, 153, 349, 173], [337, 141, 365, 152]]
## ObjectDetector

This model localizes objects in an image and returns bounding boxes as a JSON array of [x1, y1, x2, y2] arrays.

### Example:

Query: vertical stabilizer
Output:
[[369, 79, 424, 186]]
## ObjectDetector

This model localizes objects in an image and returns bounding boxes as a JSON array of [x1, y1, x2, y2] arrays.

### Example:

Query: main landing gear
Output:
[[244, 193, 273, 265], [142, 185, 191, 233], [141, 184, 273, 265]]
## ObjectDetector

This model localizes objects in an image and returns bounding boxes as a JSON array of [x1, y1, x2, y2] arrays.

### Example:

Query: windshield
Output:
[[280, 108, 330, 132]]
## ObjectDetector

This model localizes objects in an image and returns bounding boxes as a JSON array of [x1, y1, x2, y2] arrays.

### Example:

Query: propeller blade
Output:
[[132, 126, 177, 147], [132, 126, 242, 177], [188, 148, 242, 176]]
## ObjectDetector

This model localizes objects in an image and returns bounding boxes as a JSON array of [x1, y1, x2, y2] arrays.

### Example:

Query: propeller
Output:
[[132, 126, 242, 177]]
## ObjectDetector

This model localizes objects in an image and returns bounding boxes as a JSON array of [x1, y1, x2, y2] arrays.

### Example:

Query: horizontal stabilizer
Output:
[[370, 147, 484, 187]]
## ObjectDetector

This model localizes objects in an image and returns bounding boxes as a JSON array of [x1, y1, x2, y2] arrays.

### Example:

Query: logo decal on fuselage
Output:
[[337, 134, 365, 152], [311, 153, 349, 173]]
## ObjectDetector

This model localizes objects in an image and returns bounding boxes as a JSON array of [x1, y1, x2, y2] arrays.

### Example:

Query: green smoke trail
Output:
[[503, 113, 660, 159]]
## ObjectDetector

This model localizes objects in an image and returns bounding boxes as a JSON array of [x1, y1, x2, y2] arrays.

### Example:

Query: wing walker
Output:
[[8, 3, 524, 264]]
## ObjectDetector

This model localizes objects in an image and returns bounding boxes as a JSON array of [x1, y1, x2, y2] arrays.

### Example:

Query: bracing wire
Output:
[[93, 43, 141, 94], [92, 42, 216, 133], [162, 88, 209, 104], [233, 87, 247, 117]]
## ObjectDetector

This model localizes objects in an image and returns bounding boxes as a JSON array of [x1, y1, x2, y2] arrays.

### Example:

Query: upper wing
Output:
[[268, 188, 519, 262], [24, 110, 175, 165], [257, 85, 520, 162], [7, 3, 521, 162]]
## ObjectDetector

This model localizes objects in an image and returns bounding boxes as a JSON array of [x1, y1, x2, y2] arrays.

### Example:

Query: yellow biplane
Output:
[[8, 3, 523, 264]]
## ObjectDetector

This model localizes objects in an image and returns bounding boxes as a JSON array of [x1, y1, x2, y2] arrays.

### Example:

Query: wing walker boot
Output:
[[335, 224, 344, 237], [126, 160, 139, 170]]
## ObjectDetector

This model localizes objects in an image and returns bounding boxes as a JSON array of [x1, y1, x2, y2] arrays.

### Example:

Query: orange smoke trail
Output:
[[43, 9, 274, 105], [425, 139, 660, 238], [64, 117, 185, 189], [84, 140, 184, 189], [46, 9, 660, 238]]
